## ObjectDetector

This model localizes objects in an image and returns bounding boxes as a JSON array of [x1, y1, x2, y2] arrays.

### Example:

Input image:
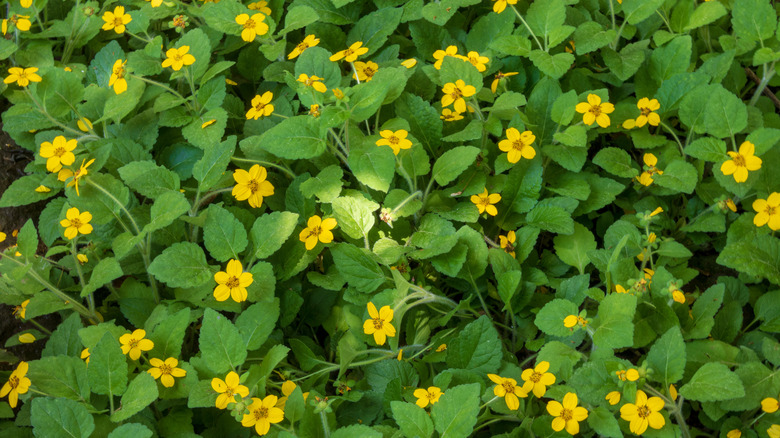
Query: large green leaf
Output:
[[446, 315, 502, 374], [88, 333, 128, 396], [431, 146, 480, 186], [203, 204, 249, 262], [31, 397, 94, 438], [199, 308, 248, 373], [647, 327, 686, 384], [148, 242, 213, 288], [678, 362, 744, 401], [251, 211, 300, 259], [331, 243, 385, 293], [431, 383, 480, 438], [240, 116, 327, 160], [110, 373, 159, 422]]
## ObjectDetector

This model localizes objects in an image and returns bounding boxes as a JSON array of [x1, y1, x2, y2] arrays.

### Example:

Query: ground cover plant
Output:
[[1, 0, 780, 436]]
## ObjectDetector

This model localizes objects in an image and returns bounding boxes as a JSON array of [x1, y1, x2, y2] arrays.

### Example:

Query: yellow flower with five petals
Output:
[[471, 188, 501, 216], [39, 136, 77, 173], [363, 302, 396, 345], [413, 386, 443, 408], [376, 129, 412, 155], [297, 73, 327, 93], [0, 362, 31, 408], [60, 207, 93, 240], [162, 46, 196, 71], [101, 6, 132, 34], [441, 80, 476, 114], [547, 392, 588, 435], [720, 141, 762, 183], [299, 215, 337, 250], [236, 13, 268, 42], [213, 259, 254, 302], [753, 192, 780, 231], [521, 361, 556, 397], [246, 92, 274, 120], [148, 357, 187, 388], [498, 128, 536, 163], [242, 395, 284, 436], [109, 59, 128, 94], [119, 329, 154, 360], [575, 93, 614, 128], [4, 67, 41, 87], [232, 164, 274, 208], [288, 34, 319, 59], [620, 390, 666, 435], [329, 41, 368, 62], [212, 371, 249, 409], [488, 374, 527, 410]]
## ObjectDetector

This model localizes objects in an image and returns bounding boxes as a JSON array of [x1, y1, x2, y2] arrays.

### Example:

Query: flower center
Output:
[[114, 66, 125, 79], [512, 140, 526, 151], [254, 406, 269, 420], [388, 136, 399, 145], [529, 371, 541, 383], [54, 147, 67, 157], [226, 276, 240, 289], [478, 196, 490, 208], [588, 105, 602, 117], [128, 338, 139, 349], [501, 381, 515, 394], [159, 363, 172, 375], [640, 107, 652, 116], [427, 391, 437, 400], [732, 154, 746, 167], [372, 317, 384, 330], [243, 19, 255, 30], [767, 206, 777, 216], [309, 226, 322, 239], [113, 17, 124, 27], [8, 376, 19, 389], [344, 48, 355, 57], [248, 179, 260, 193], [364, 66, 376, 77], [637, 405, 651, 419], [70, 218, 83, 228], [450, 88, 463, 100], [297, 42, 309, 52], [224, 388, 235, 399], [560, 408, 573, 421]]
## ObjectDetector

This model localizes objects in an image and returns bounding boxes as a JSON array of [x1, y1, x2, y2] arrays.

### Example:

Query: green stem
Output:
[[126, 30, 152, 44], [749, 63, 776, 106], [28, 318, 53, 335], [24, 89, 85, 137], [509, 5, 544, 52], [184, 66, 201, 113], [71, 238, 93, 314], [130, 74, 194, 112], [659, 121, 685, 157], [86, 178, 141, 235], [319, 411, 331, 438], [389, 190, 421, 217]]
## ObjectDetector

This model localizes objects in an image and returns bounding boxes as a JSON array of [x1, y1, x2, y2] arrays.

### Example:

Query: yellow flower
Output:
[[605, 391, 621, 405], [471, 188, 501, 216], [148, 357, 187, 388], [753, 192, 780, 231], [232, 164, 274, 208], [276, 380, 309, 409], [564, 40, 576, 54], [498, 128, 536, 163], [727, 430, 742, 438], [624, 98, 661, 128], [21, 0, 32, 8], [81, 348, 90, 364], [626, 368, 640, 381], [488, 374, 527, 410], [4, 67, 41, 87], [299, 215, 338, 250], [436, 344, 447, 352], [575, 93, 615, 128], [60, 207, 93, 240], [288, 34, 319, 59], [433, 45, 459, 69], [11, 15, 31, 32], [65, 158, 94, 196], [39, 135, 77, 173], [109, 59, 128, 94], [119, 329, 154, 360], [201, 119, 216, 129], [440, 108, 464, 121], [363, 302, 396, 345], [309, 104, 320, 117], [769, 425, 780, 438], [12, 300, 29, 319], [397, 349, 403, 360], [465, 51, 489, 72], [413, 386, 443, 408], [213, 259, 254, 302], [521, 361, 556, 397], [212, 371, 249, 409], [77, 118, 93, 132], [669, 384, 677, 401], [226, 78, 238, 85], [401, 58, 417, 68], [162, 46, 196, 71], [101, 6, 132, 34], [441, 79, 476, 114], [246, 91, 274, 120], [34, 185, 50, 193], [726, 198, 737, 212], [491, 71, 518, 93], [297, 73, 327, 93], [620, 390, 666, 435], [499, 230, 516, 258], [248, 0, 272, 14], [615, 284, 628, 293], [353, 60, 378, 82], [637, 153, 663, 186], [376, 129, 412, 155], [77, 253, 88, 264], [672, 290, 685, 303], [563, 315, 578, 328], [492, 0, 517, 13], [0, 362, 31, 408], [332, 88, 345, 99], [242, 395, 284, 436], [547, 392, 588, 435], [329, 41, 368, 62], [762, 395, 780, 413], [236, 13, 268, 42], [721, 141, 762, 183], [18, 333, 35, 343], [0, 231, 5, 243], [146, 0, 163, 7]]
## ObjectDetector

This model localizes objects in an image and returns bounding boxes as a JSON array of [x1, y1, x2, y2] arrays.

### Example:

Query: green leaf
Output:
[[593, 294, 637, 349], [686, 284, 725, 339], [16, 219, 37, 259], [593, 147, 640, 178], [332, 194, 379, 240], [490, 35, 532, 57], [203, 204, 248, 262], [240, 116, 326, 160], [395, 92, 442, 154], [410, 214, 458, 259], [331, 243, 385, 293], [236, 300, 280, 350], [192, 136, 237, 192], [587, 406, 622, 438], [118, 161, 181, 199], [347, 7, 403, 57], [704, 85, 748, 139], [110, 373, 159, 422], [102, 79, 145, 123], [684, 137, 727, 162], [88, 333, 128, 396], [27, 356, 89, 401], [647, 327, 686, 384], [526, 0, 565, 38], [654, 160, 697, 194], [731, 0, 777, 42], [431, 383, 480, 438], [0, 174, 60, 207], [439, 56, 482, 92], [149, 307, 191, 359], [649, 36, 692, 82], [526, 204, 574, 234], [294, 46, 342, 88], [81, 258, 123, 297], [197, 77, 226, 110], [431, 146, 480, 186], [251, 211, 300, 259], [31, 397, 94, 438], [143, 191, 191, 233], [148, 242, 213, 288], [601, 41, 648, 82], [182, 108, 227, 150], [69, 173, 130, 226], [623, 0, 666, 25], [717, 235, 780, 286], [300, 165, 344, 202], [282, 6, 320, 34], [199, 308, 248, 374], [528, 51, 574, 79], [535, 299, 579, 337], [446, 315, 502, 374], [107, 424, 153, 438], [685, 0, 727, 30], [332, 425, 382, 438], [455, 225, 489, 281], [573, 22, 616, 55], [391, 401, 434, 438], [554, 223, 597, 274], [679, 362, 744, 401], [349, 136, 396, 193], [43, 313, 83, 358]]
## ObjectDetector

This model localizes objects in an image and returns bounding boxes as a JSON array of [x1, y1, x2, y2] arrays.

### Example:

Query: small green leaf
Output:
[[654, 160, 698, 194], [240, 116, 327, 160], [592, 294, 636, 349], [647, 327, 686, 384], [332, 194, 379, 240], [148, 242, 213, 288], [81, 258, 123, 297], [236, 300, 280, 350], [391, 401, 434, 438], [203, 204, 249, 262], [143, 191, 191, 233], [251, 211, 300, 259], [684, 137, 727, 162], [432, 146, 481, 186], [88, 333, 128, 396], [685, 0, 727, 30], [535, 299, 579, 337], [679, 362, 744, 401], [192, 136, 236, 191], [529, 51, 574, 79], [593, 147, 640, 178], [554, 223, 597, 274], [199, 308, 248, 374], [300, 165, 344, 202], [526, 204, 574, 234], [431, 383, 480, 438], [446, 315, 502, 373], [331, 243, 385, 293], [110, 373, 159, 422]]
